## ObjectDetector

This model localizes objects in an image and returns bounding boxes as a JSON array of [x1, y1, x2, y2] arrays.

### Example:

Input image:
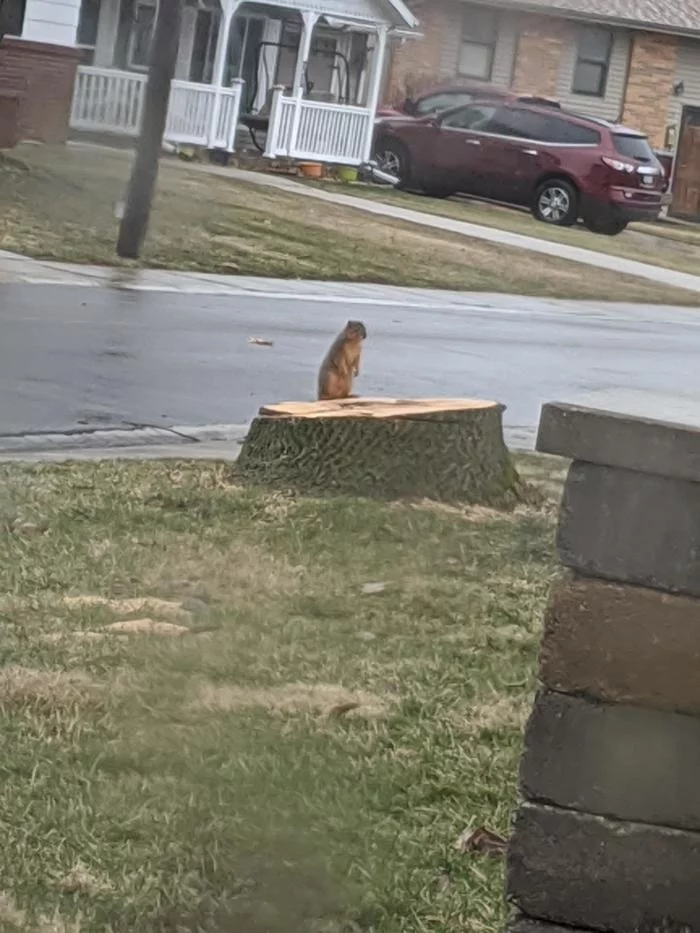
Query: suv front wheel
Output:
[[374, 138, 411, 189], [532, 179, 578, 226]]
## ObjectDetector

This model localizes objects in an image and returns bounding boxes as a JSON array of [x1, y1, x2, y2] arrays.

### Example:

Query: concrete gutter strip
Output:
[[0, 424, 249, 455]]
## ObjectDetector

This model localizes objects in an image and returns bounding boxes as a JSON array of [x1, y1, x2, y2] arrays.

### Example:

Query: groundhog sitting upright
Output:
[[317, 320, 367, 400]]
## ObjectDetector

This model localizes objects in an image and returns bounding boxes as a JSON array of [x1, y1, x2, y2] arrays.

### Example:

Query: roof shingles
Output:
[[492, 0, 700, 34]]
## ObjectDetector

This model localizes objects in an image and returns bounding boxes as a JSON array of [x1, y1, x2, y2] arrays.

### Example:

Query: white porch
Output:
[[68, 0, 416, 163]]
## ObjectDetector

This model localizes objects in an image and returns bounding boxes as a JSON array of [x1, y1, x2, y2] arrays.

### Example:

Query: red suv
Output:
[[373, 99, 667, 235]]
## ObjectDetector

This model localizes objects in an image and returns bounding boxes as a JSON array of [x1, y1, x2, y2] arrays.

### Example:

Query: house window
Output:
[[0, 0, 27, 37], [572, 27, 613, 96], [459, 5, 498, 81], [129, 1, 156, 70], [77, 0, 100, 63]]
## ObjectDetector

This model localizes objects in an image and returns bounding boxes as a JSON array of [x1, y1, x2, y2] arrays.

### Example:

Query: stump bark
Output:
[[236, 397, 521, 505]]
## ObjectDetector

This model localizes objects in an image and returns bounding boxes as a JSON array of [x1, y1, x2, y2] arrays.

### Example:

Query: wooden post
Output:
[[506, 402, 700, 932], [360, 25, 387, 162], [287, 11, 317, 157], [116, 0, 184, 260], [207, 0, 237, 149], [263, 84, 285, 158]]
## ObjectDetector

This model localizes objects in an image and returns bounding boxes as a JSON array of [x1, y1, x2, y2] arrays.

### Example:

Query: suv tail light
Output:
[[601, 156, 635, 174]]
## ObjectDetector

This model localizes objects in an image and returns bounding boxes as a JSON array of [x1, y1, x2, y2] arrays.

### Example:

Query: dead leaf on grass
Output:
[[59, 861, 113, 896], [104, 618, 189, 636], [361, 582, 386, 595], [454, 826, 507, 857], [192, 682, 388, 718]]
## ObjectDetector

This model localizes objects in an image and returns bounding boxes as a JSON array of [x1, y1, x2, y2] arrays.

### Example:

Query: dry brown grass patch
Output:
[[191, 682, 389, 719], [0, 893, 83, 933], [103, 618, 190, 636], [62, 595, 191, 623], [58, 862, 113, 897], [0, 666, 98, 712], [139, 540, 305, 603], [449, 695, 530, 733]]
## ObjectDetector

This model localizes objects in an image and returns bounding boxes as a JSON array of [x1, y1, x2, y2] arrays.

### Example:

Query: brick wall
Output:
[[511, 14, 568, 98], [621, 32, 678, 147], [0, 39, 83, 145], [384, 0, 451, 106]]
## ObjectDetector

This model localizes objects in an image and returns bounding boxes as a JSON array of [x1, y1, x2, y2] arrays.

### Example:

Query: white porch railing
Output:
[[70, 66, 244, 151], [265, 95, 372, 165]]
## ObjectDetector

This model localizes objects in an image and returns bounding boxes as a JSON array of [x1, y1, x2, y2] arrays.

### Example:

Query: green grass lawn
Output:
[[0, 453, 566, 933], [303, 178, 700, 279], [0, 144, 698, 304]]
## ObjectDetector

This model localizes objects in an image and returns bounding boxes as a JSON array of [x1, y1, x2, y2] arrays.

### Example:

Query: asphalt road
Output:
[[2, 283, 700, 449]]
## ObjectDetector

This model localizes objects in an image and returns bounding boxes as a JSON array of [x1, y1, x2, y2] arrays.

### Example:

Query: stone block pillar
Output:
[[506, 402, 700, 933]]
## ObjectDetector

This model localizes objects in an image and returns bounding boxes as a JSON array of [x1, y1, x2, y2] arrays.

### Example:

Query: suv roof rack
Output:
[[517, 95, 561, 108]]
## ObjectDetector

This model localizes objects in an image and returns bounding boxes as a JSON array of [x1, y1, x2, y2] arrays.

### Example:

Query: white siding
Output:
[[668, 39, 700, 134], [556, 25, 630, 120], [437, 4, 517, 88], [21, 0, 81, 45]]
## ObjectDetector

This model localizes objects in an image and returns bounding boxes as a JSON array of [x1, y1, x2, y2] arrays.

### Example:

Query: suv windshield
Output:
[[613, 133, 654, 162], [414, 92, 475, 115]]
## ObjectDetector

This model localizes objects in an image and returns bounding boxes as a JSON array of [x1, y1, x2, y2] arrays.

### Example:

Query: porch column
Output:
[[207, 0, 240, 148], [288, 11, 318, 155], [360, 25, 388, 162]]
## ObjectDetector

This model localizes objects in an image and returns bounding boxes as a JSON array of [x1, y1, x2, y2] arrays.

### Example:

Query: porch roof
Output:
[[479, 0, 700, 39], [231, 0, 418, 30]]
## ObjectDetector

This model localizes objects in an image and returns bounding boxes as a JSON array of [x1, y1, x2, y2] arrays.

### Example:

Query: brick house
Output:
[[0, 0, 414, 164], [384, 0, 700, 220]]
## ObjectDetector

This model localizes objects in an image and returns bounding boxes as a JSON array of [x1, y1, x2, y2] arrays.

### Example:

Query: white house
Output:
[[0, 0, 417, 164]]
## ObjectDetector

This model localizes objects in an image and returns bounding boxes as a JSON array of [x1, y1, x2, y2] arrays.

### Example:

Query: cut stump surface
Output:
[[237, 397, 521, 505]]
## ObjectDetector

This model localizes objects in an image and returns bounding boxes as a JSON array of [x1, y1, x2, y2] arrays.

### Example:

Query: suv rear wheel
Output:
[[374, 139, 411, 188], [583, 217, 629, 236], [532, 178, 578, 226]]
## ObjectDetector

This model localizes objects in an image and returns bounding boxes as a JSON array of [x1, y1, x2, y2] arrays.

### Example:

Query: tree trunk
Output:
[[236, 398, 522, 506], [116, 0, 184, 259]]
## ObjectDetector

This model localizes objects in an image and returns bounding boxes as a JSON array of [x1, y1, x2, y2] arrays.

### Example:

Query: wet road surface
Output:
[[2, 284, 699, 448]]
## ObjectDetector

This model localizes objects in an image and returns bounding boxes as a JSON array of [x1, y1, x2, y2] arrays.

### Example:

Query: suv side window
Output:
[[538, 116, 601, 144], [440, 103, 498, 130], [414, 92, 475, 115], [483, 107, 538, 139]]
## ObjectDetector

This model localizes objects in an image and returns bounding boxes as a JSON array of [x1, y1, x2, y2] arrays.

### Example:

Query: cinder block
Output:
[[521, 690, 700, 832], [537, 402, 700, 483], [541, 574, 700, 716], [507, 802, 700, 932], [557, 461, 700, 597]]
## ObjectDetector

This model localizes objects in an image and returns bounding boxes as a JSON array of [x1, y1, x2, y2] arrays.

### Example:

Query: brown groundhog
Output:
[[317, 320, 367, 400]]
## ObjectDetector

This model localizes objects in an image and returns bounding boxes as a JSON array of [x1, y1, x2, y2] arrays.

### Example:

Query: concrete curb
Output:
[[0, 423, 249, 455]]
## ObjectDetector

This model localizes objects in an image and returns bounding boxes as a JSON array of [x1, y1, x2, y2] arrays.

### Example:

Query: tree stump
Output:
[[236, 397, 522, 505]]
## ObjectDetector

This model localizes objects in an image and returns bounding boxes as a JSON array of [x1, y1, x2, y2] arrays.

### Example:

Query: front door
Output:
[[432, 102, 499, 193], [671, 107, 700, 221], [475, 106, 545, 203]]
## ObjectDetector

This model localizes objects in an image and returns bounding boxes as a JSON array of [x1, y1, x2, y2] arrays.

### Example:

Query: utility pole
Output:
[[116, 0, 184, 259]]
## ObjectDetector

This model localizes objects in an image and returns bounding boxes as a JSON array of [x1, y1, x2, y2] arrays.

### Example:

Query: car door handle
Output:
[[464, 138, 481, 146], [521, 148, 538, 156]]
